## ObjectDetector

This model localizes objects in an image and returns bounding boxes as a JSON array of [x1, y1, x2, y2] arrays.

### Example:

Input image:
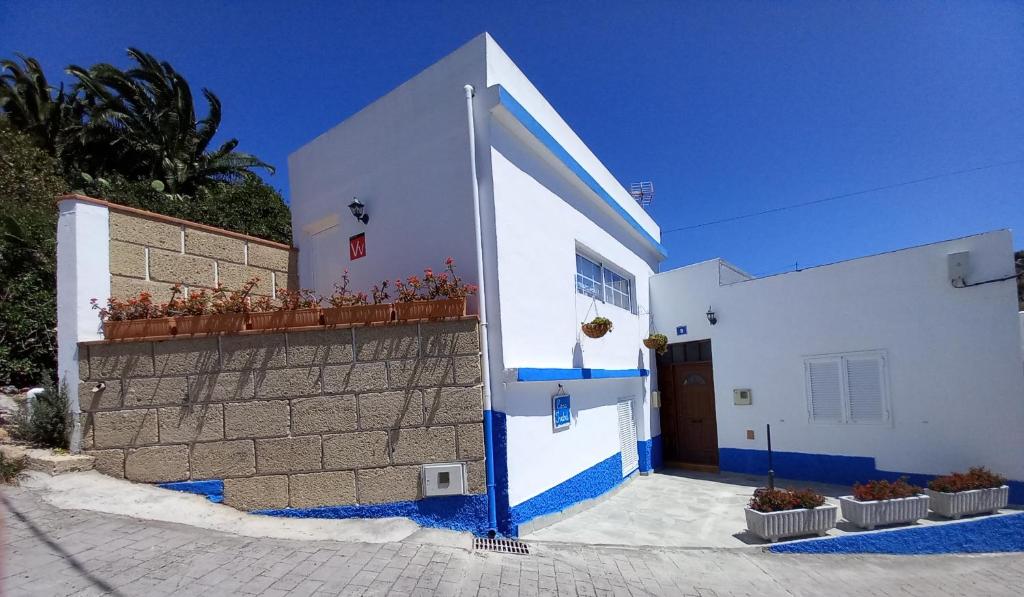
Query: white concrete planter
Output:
[[925, 486, 1009, 519], [744, 505, 838, 542], [839, 494, 929, 530]]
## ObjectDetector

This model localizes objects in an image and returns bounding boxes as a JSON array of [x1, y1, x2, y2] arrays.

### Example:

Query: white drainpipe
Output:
[[464, 84, 498, 535]]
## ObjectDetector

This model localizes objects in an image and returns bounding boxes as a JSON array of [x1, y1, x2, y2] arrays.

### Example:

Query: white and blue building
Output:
[[289, 33, 1024, 536]]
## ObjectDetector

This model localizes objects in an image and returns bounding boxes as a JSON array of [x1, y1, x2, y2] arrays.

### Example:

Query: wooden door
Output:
[[661, 362, 719, 466]]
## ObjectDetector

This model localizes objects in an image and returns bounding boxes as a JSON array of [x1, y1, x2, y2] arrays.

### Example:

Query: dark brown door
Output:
[[661, 361, 719, 466]]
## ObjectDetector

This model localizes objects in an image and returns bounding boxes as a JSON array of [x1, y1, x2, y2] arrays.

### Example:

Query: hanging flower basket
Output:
[[394, 298, 467, 321], [322, 303, 394, 326], [581, 317, 613, 339], [643, 334, 668, 354], [248, 308, 322, 331], [173, 313, 248, 336], [103, 318, 174, 340]]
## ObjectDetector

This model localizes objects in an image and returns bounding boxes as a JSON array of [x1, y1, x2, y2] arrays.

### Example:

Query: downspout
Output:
[[464, 84, 499, 536]]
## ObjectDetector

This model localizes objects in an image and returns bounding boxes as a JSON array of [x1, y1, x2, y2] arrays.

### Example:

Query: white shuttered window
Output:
[[804, 351, 888, 424]]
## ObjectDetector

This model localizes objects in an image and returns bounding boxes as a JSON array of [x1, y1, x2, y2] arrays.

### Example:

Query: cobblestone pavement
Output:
[[3, 485, 1022, 597]]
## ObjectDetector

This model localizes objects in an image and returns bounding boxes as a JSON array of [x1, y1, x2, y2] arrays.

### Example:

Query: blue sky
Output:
[[4, 1, 1022, 272]]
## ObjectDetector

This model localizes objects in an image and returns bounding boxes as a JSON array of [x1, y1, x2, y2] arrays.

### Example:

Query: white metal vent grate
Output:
[[617, 399, 639, 476], [473, 537, 530, 555]]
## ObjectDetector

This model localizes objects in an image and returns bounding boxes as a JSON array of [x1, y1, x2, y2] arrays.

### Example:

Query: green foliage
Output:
[[0, 451, 26, 484], [0, 120, 65, 386], [12, 383, 71, 449]]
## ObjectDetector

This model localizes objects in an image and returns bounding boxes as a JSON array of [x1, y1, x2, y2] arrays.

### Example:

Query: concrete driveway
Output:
[[522, 469, 1015, 548]]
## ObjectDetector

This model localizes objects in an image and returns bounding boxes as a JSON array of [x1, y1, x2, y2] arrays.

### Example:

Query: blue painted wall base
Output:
[[158, 479, 224, 503], [507, 451, 626, 536], [257, 494, 491, 535], [638, 435, 663, 472], [771, 513, 1024, 554], [719, 448, 1024, 504]]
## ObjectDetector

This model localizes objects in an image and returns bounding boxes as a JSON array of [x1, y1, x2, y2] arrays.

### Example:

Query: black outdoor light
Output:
[[348, 198, 369, 224], [706, 306, 717, 326]]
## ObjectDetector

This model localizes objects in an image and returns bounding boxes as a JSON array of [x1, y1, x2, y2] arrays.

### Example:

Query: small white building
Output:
[[289, 33, 1024, 536]]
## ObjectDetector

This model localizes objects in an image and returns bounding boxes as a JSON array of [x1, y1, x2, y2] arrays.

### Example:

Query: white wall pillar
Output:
[[56, 198, 110, 452]]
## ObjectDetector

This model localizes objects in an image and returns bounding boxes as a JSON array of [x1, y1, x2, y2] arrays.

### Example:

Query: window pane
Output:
[[602, 268, 632, 311], [575, 254, 603, 300]]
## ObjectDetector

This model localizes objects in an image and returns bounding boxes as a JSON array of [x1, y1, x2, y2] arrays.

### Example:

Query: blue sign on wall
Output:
[[676, 325, 687, 336], [552, 394, 571, 430]]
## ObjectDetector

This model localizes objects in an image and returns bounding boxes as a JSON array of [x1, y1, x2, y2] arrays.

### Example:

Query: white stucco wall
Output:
[[287, 36, 488, 302], [650, 231, 1024, 482], [56, 198, 110, 452]]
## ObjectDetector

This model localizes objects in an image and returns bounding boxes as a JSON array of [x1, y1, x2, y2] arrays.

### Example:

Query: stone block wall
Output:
[[78, 319, 485, 511], [107, 204, 298, 302]]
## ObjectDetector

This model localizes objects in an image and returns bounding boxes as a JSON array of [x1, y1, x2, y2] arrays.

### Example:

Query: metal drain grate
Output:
[[474, 537, 530, 555]]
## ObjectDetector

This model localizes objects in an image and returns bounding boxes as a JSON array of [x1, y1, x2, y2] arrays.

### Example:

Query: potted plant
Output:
[[744, 487, 837, 542], [321, 272, 392, 326], [91, 292, 172, 340], [581, 316, 613, 339], [169, 280, 253, 335], [925, 467, 1009, 519], [839, 477, 929, 530], [248, 288, 322, 330], [643, 333, 668, 354], [394, 258, 475, 321]]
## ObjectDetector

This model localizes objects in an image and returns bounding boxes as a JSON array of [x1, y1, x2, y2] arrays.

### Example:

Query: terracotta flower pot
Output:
[[581, 322, 611, 339], [393, 298, 467, 321], [322, 304, 394, 326], [173, 313, 248, 335], [248, 308, 322, 331], [103, 318, 173, 340]]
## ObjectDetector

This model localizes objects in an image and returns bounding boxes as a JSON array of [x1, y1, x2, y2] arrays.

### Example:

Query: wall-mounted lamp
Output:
[[706, 306, 718, 326], [348, 198, 369, 225]]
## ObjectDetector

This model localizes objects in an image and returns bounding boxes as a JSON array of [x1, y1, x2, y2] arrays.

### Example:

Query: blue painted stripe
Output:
[[158, 479, 224, 504], [495, 87, 668, 260], [256, 494, 490, 535], [770, 513, 1024, 554], [483, 409, 498, 534], [490, 410, 514, 536], [515, 367, 649, 382], [719, 448, 1024, 504], [638, 435, 663, 472], [508, 451, 626, 533]]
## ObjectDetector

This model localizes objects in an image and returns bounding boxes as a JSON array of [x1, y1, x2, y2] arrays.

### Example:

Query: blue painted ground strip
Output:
[[719, 448, 1024, 504], [256, 494, 490, 535], [495, 87, 668, 260], [158, 479, 224, 503], [515, 367, 649, 382], [771, 513, 1024, 554]]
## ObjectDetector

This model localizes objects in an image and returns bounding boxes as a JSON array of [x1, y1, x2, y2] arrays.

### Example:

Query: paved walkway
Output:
[[3, 483, 1023, 596], [524, 470, 1020, 548]]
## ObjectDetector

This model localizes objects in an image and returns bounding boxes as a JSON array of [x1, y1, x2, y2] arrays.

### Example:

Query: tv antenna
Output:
[[630, 181, 654, 208]]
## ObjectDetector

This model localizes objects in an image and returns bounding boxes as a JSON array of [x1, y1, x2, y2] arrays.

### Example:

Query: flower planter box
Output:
[[173, 313, 247, 336], [744, 505, 838, 542], [925, 486, 1009, 519], [839, 494, 930, 530], [393, 298, 467, 321], [322, 304, 393, 326], [248, 309, 322, 331], [103, 318, 173, 340]]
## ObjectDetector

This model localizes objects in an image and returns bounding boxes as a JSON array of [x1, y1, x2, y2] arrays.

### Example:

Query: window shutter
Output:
[[807, 359, 843, 422], [846, 356, 886, 423]]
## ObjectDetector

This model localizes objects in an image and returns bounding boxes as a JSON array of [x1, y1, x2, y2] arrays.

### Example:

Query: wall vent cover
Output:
[[474, 537, 530, 555]]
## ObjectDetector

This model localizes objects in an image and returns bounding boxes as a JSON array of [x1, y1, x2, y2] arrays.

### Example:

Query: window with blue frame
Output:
[[575, 252, 633, 312]]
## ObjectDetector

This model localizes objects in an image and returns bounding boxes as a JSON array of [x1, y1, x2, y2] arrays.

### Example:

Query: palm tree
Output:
[[0, 55, 82, 158], [66, 48, 273, 194]]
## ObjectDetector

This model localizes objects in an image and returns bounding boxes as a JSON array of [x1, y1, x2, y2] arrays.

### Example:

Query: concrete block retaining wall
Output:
[[106, 204, 298, 302], [78, 319, 485, 511]]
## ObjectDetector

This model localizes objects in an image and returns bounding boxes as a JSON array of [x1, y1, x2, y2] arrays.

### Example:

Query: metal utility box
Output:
[[422, 463, 466, 496], [733, 388, 753, 405]]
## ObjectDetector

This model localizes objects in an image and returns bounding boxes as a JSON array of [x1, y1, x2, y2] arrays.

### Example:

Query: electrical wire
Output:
[[662, 158, 1024, 235]]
